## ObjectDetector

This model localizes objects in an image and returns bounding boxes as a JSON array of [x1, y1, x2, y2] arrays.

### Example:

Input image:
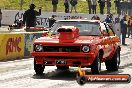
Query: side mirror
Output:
[[102, 30, 109, 36], [103, 33, 109, 36]]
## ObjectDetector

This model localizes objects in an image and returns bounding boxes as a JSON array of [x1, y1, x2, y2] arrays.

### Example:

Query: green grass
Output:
[[0, 0, 116, 14]]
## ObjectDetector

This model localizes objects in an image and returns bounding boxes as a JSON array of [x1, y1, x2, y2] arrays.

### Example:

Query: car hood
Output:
[[34, 36, 102, 44]]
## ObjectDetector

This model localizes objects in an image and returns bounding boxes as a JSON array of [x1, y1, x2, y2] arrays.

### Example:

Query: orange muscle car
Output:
[[32, 19, 121, 74]]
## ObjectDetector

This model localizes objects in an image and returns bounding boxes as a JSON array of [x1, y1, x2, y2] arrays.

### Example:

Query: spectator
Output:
[[127, 16, 132, 38], [114, 0, 118, 10], [64, 0, 69, 13], [52, 0, 58, 12], [120, 1, 126, 15], [109, 14, 113, 22], [115, 15, 120, 24], [120, 15, 127, 45], [91, 0, 97, 14], [23, 4, 41, 28], [124, 1, 128, 15], [106, 0, 111, 14], [49, 15, 56, 28], [115, 0, 121, 15], [98, 0, 105, 14], [91, 15, 100, 20], [70, 0, 78, 13], [91, 15, 96, 20], [105, 14, 113, 29], [14, 17, 23, 28], [96, 15, 100, 20], [86, 0, 92, 14], [0, 9, 2, 27], [105, 14, 113, 23], [128, 1, 132, 16], [8, 17, 23, 30], [113, 15, 121, 38]]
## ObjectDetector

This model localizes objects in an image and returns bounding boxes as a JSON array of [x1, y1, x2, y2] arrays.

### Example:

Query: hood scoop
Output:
[[57, 26, 79, 43]]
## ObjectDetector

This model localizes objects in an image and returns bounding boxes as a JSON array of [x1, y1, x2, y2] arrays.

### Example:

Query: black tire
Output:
[[34, 59, 45, 75], [91, 54, 101, 74], [76, 76, 86, 85], [56, 66, 69, 70], [105, 49, 120, 71]]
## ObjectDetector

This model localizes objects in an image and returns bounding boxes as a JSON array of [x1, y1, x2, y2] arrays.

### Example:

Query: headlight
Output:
[[34, 44, 43, 52], [82, 45, 90, 52]]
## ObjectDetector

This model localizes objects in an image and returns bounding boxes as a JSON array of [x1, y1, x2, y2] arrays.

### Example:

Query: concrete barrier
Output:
[[24, 33, 42, 56], [0, 32, 43, 61], [0, 33, 24, 61]]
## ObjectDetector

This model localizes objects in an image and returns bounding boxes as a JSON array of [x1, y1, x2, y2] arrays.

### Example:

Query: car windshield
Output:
[[50, 21, 101, 36]]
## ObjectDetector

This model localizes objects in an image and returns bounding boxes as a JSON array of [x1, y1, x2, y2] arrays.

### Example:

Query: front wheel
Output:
[[76, 76, 86, 85], [34, 59, 45, 75], [105, 49, 120, 71], [91, 54, 101, 74]]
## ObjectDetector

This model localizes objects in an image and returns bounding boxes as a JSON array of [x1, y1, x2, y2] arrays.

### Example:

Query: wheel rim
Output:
[[98, 57, 101, 72], [117, 52, 120, 67]]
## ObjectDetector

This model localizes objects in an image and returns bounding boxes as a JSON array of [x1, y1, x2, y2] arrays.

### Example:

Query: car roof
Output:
[[56, 19, 101, 23]]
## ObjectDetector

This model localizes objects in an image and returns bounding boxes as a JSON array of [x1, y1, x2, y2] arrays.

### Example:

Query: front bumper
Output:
[[32, 52, 95, 57], [32, 52, 96, 66]]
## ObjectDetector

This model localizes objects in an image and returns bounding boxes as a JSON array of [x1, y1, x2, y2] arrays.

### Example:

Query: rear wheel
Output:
[[76, 76, 86, 85], [34, 59, 45, 75], [105, 49, 120, 71], [91, 54, 101, 74], [56, 66, 69, 70]]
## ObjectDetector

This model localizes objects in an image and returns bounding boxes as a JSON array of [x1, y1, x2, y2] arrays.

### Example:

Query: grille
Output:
[[43, 46, 80, 52], [45, 56, 78, 59]]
